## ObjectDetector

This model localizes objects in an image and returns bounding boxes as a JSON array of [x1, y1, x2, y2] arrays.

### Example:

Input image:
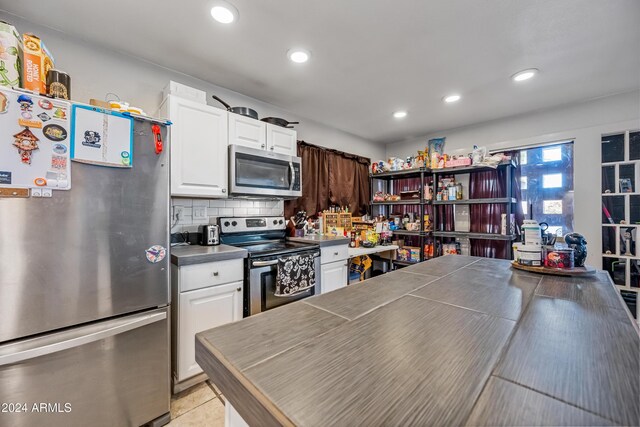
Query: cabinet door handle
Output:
[[212, 272, 219, 277], [261, 143, 266, 149], [236, 287, 242, 292], [270, 146, 274, 150]]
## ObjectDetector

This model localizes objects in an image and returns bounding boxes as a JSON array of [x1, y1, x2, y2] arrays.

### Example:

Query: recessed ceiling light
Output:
[[210, 1, 238, 24], [443, 94, 461, 103], [512, 68, 538, 82], [393, 111, 407, 119], [287, 49, 311, 64]]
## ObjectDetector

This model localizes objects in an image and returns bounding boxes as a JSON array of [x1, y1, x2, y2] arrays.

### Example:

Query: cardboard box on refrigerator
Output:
[[0, 21, 23, 88], [22, 33, 54, 94]]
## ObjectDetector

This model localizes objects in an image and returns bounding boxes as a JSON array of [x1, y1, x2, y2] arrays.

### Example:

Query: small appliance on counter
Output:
[[198, 224, 220, 246]]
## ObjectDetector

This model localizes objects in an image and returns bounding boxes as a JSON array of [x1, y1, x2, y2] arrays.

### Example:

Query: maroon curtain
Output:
[[469, 155, 523, 258], [285, 141, 370, 217]]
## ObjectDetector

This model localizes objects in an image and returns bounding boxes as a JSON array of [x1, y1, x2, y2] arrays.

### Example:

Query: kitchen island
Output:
[[196, 255, 640, 426]]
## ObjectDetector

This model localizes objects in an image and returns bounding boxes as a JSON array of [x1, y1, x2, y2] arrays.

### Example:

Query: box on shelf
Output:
[[397, 246, 420, 262], [501, 213, 515, 235], [454, 205, 470, 232], [22, 33, 54, 94], [400, 190, 420, 201], [163, 81, 207, 104], [446, 157, 472, 168], [0, 21, 22, 88]]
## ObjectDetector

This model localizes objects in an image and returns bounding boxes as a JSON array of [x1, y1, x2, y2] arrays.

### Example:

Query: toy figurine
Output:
[[564, 233, 588, 267]]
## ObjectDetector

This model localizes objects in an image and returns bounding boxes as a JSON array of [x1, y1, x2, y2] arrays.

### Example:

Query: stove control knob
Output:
[[232, 221, 238, 227], [278, 220, 284, 225], [224, 221, 230, 227], [273, 220, 278, 225]]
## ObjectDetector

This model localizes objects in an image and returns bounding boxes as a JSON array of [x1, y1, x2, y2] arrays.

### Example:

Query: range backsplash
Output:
[[171, 197, 284, 233]]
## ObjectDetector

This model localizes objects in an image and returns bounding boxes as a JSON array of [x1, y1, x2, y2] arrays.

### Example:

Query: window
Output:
[[543, 200, 563, 214], [543, 147, 562, 162], [518, 142, 574, 235], [542, 173, 562, 188]]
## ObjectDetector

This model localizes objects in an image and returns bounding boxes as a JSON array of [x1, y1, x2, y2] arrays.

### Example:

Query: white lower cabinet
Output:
[[320, 244, 350, 294], [176, 280, 242, 382]]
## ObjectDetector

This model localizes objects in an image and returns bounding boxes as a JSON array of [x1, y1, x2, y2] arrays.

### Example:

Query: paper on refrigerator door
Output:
[[70, 105, 133, 168], [0, 87, 71, 190]]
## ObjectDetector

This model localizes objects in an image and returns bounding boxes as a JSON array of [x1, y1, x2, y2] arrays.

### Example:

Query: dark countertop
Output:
[[170, 244, 247, 266], [196, 256, 640, 426], [287, 235, 350, 247]]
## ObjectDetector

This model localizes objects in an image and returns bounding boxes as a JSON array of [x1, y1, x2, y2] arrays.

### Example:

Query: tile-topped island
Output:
[[195, 256, 640, 426]]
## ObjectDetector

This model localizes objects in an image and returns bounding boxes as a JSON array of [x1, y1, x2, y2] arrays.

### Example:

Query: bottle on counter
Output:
[[349, 231, 357, 248]]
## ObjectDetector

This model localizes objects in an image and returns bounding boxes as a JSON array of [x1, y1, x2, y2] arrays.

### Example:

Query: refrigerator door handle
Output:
[[0, 310, 167, 367]]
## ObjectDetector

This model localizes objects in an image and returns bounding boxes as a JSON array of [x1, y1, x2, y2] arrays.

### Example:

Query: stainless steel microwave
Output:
[[229, 145, 302, 199]]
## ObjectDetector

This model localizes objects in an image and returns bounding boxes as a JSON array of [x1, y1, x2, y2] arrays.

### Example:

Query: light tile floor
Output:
[[168, 381, 225, 426]]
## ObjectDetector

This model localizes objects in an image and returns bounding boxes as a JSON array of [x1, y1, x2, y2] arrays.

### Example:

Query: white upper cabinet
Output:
[[161, 95, 228, 197], [229, 113, 297, 157], [228, 113, 267, 151], [266, 123, 297, 156]]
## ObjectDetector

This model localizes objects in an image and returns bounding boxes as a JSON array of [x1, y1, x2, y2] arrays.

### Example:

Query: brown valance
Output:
[[285, 141, 371, 217]]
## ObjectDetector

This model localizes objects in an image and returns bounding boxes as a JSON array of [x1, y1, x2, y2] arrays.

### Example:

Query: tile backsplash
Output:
[[171, 197, 284, 232]]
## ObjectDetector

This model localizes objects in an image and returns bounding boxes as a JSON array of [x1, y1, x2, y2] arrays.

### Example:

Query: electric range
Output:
[[219, 216, 320, 316]]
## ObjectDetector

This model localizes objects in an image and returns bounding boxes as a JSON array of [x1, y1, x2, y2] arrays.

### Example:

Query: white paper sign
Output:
[[70, 105, 133, 168]]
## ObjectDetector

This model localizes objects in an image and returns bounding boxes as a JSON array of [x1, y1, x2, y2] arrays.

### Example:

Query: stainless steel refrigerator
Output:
[[0, 116, 171, 427]]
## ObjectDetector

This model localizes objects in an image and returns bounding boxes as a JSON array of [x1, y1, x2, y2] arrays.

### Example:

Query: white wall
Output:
[[386, 90, 640, 268], [0, 11, 384, 161]]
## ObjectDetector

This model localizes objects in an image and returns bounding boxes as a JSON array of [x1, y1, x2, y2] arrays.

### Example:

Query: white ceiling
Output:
[[2, 0, 639, 143]]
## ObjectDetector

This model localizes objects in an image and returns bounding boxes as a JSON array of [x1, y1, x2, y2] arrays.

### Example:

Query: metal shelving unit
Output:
[[370, 168, 432, 266], [370, 161, 517, 265], [431, 161, 517, 260]]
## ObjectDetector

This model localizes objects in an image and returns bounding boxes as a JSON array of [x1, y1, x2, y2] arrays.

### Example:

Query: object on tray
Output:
[[543, 247, 574, 269], [564, 233, 588, 266]]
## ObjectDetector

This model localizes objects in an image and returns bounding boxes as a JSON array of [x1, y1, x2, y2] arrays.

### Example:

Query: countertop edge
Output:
[[170, 245, 248, 266], [195, 333, 295, 427], [287, 236, 350, 247]]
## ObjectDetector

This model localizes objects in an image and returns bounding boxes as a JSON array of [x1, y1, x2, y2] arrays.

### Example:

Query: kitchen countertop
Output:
[[287, 235, 350, 247], [195, 255, 640, 426], [348, 244, 399, 258], [170, 244, 248, 266]]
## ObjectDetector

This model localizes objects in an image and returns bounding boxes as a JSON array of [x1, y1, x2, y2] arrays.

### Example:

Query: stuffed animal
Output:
[[564, 233, 588, 267]]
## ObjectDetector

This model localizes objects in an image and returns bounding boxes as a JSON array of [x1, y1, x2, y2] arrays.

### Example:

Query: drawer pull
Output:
[[334, 252, 339, 256], [212, 272, 219, 277]]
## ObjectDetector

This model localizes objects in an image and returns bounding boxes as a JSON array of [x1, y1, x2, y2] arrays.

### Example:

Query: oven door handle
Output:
[[252, 252, 320, 268], [252, 259, 279, 267], [289, 162, 295, 191]]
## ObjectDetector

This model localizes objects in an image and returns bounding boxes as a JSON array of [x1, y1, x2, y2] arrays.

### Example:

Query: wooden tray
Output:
[[511, 261, 596, 276]]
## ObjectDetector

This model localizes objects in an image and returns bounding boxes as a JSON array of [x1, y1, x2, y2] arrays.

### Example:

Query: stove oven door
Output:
[[247, 252, 320, 316]]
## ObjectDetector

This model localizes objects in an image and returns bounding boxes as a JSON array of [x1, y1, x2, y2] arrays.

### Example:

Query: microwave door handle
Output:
[[289, 162, 295, 191]]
